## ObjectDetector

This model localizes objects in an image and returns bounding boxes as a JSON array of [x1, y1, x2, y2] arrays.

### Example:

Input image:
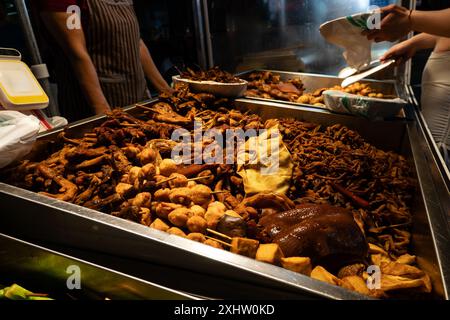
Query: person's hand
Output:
[[380, 40, 417, 65], [363, 5, 413, 42], [160, 86, 176, 95]]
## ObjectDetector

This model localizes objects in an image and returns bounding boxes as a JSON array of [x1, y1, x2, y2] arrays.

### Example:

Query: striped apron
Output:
[[55, 0, 148, 122]]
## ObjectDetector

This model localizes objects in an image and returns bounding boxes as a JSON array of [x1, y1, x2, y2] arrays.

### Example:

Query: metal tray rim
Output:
[[0, 232, 197, 300], [0, 181, 370, 300], [2, 100, 448, 300]]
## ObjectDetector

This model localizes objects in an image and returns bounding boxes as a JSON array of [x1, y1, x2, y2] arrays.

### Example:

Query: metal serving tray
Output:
[[0, 100, 448, 300], [0, 233, 195, 300], [238, 70, 406, 116]]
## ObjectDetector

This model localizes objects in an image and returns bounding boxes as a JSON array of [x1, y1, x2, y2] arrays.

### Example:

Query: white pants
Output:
[[421, 51, 450, 165]]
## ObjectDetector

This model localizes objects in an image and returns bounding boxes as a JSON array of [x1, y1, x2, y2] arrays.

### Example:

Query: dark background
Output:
[[0, 0, 28, 62], [133, 0, 199, 87], [0, 0, 200, 92], [1, 0, 449, 95]]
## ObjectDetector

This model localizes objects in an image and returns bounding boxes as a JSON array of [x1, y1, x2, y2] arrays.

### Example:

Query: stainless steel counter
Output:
[[0, 233, 196, 300], [238, 70, 406, 118], [0, 98, 448, 300]]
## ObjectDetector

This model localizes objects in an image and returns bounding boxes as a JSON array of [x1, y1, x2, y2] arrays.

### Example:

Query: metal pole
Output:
[[201, 0, 214, 68], [404, 0, 416, 86], [192, 0, 207, 69], [13, 0, 59, 116]]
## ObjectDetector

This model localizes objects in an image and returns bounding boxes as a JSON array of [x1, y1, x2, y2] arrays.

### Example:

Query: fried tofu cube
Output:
[[255, 244, 284, 265], [187, 232, 206, 243], [150, 218, 170, 232], [341, 276, 370, 296], [230, 237, 259, 258], [311, 266, 342, 286], [167, 227, 186, 237], [281, 257, 312, 276], [203, 239, 223, 250]]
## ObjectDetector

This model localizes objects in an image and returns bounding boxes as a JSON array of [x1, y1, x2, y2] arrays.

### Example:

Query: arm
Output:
[[365, 5, 450, 42], [381, 33, 438, 64], [411, 9, 450, 37], [139, 40, 174, 94], [40, 11, 111, 114], [403, 33, 438, 51]]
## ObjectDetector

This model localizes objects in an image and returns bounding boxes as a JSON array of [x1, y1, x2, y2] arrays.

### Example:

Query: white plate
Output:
[[172, 75, 248, 98]]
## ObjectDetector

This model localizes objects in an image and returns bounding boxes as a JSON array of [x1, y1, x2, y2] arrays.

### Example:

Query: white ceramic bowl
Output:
[[172, 75, 248, 98]]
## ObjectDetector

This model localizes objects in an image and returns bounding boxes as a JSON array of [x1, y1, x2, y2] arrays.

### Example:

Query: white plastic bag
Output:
[[320, 13, 373, 70], [322, 90, 407, 121], [0, 110, 40, 168]]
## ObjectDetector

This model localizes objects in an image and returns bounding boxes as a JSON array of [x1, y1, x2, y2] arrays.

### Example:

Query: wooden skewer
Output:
[[82, 138, 98, 143], [187, 175, 214, 182], [155, 176, 177, 186], [157, 175, 215, 186], [84, 133, 97, 138], [210, 191, 228, 195], [135, 103, 163, 114], [135, 103, 151, 110], [207, 228, 232, 241], [120, 123, 140, 128], [205, 235, 232, 248]]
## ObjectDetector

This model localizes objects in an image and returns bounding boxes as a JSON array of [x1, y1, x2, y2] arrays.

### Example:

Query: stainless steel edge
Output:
[[404, 112, 450, 299], [2, 99, 447, 300], [0, 233, 197, 300], [405, 84, 450, 298], [0, 183, 368, 300], [202, 0, 214, 68], [0, 105, 370, 300], [235, 98, 449, 299], [407, 86, 450, 191], [237, 69, 404, 117], [192, 0, 208, 70]]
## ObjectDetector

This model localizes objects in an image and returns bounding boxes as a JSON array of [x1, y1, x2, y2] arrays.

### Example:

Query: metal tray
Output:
[[0, 100, 448, 300], [0, 233, 195, 300], [238, 70, 406, 116]]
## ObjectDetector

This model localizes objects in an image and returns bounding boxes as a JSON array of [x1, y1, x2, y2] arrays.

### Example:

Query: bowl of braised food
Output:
[[173, 67, 247, 98]]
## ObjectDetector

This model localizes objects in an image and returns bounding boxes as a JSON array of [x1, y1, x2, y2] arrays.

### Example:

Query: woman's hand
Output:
[[160, 87, 176, 95], [364, 5, 413, 42], [381, 40, 417, 65]]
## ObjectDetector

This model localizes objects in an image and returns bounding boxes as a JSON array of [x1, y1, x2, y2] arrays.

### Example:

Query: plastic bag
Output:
[[322, 90, 407, 121], [20, 110, 68, 133], [320, 13, 373, 70], [0, 110, 40, 168]]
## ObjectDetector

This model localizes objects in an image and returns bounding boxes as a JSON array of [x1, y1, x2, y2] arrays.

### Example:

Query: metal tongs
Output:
[[339, 59, 396, 88]]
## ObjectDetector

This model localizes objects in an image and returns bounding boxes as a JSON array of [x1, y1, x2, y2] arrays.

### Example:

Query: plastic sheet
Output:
[[0, 111, 40, 168], [322, 90, 407, 121]]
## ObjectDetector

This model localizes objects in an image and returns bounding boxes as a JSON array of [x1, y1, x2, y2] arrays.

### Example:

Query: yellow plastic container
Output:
[[0, 59, 49, 110]]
